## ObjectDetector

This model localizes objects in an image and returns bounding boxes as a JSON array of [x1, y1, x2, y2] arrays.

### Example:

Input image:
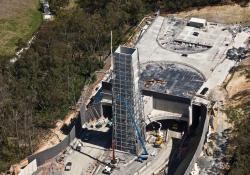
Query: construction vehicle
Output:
[[64, 162, 72, 171], [95, 122, 102, 128], [106, 120, 112, 128], [116, 95, 149, 161], [154, 135, 163, 147], [153, 121, 164, 147], [103, 166, 113, 174]]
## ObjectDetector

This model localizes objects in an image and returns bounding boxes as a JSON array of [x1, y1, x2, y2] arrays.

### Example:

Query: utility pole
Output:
[[111, 31, 113, 71], [110, 30, 116, 164]]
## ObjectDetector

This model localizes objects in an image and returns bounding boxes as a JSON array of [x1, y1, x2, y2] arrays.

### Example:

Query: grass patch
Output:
[[0, 0, 42, 57]]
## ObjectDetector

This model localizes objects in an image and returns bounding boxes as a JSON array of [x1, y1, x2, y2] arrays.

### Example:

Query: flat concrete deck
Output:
[[136, 16, 235, 79], [136, 16, 249, 97]]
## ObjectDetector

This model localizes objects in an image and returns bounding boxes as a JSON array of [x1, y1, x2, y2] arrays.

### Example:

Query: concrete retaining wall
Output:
[[28, 125, 76, 166], [173, 104, 209, 175], [184, 104, 208, 175], [28, 100, 104, 167]]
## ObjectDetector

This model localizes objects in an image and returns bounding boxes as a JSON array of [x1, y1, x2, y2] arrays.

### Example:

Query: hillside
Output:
[[224, 58, 250, 174], [174, 3, 250, 25]]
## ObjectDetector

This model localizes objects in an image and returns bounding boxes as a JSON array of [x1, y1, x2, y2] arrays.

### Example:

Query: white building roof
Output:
[[189, 17, 207, 24]]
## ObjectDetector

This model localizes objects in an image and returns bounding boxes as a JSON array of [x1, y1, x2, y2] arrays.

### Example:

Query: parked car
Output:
[[102, 166, 112, 174], [65, 162, 72, 171], [106, 120, 112, 128]]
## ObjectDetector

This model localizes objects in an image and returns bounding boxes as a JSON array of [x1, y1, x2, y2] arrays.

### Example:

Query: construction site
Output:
[[20, 14, 250, 175]]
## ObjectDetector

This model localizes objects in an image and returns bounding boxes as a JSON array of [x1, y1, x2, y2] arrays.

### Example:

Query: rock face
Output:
[[206, 146, 214, 157], [197, 128, 230, 174], [193, 103, 233, 175], [204, 141, 214, 156]]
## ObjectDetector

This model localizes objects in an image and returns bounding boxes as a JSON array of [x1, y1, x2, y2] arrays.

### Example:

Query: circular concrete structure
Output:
[[140, 62, 205, 99]]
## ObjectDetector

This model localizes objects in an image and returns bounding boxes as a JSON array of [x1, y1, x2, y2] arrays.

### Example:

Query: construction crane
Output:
[[116, 95, 148, 159]]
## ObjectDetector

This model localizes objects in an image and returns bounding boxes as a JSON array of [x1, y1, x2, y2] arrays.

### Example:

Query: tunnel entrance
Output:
[[190, 104, 202, 134], [102, 105, 112, 120], [146, 119, 188, 133]]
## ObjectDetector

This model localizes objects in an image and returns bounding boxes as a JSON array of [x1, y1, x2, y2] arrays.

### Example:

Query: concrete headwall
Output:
[[142, 90, 191, 118], [153, 98, 189, 116]]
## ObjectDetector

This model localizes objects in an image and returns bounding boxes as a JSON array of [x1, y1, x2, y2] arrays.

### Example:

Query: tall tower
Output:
[[112, 46, 145, 155]]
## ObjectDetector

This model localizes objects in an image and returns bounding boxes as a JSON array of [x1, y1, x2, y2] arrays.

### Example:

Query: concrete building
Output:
[[188, 17, 207, 28]]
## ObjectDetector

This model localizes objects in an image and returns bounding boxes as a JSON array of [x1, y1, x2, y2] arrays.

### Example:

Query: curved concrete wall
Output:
[[28, 100, 102, 167], [173, 104, 209, 175], [28, 124, 76, 166]]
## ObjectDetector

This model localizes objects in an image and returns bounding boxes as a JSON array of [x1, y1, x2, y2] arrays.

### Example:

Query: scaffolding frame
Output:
[[112, 46, 145, 155]]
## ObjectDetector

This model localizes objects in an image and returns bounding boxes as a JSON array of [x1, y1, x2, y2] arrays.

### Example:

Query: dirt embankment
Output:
[[225, 58, 250, 106], [174, 3, 250, 25]]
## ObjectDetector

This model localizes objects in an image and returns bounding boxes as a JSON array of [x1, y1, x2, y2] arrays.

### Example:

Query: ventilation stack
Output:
[[112, 46, 145, 155]]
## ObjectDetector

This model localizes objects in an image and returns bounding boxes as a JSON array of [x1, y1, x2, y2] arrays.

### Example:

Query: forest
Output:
[[0, 0, 249, 172]]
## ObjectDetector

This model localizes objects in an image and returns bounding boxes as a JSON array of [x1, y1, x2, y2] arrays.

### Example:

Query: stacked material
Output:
[[226, 47, 249, 61]]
